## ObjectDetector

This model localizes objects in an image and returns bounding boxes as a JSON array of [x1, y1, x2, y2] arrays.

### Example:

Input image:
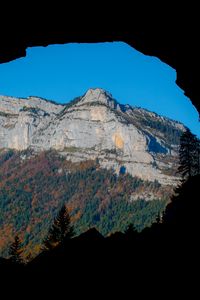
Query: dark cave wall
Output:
[[0, 9, 199, 115]]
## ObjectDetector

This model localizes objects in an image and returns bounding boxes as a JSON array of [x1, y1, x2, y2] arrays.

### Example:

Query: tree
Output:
[[43, 205, 74, 251], [193, 136, 200, 175], [178, 128, 200, 179], [9, 235, 23, 264]]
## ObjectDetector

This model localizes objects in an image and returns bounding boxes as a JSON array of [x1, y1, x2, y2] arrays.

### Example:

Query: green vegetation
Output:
[[43, 205, 74, 251], [58, 96, 82, 117], [0, 149, 15, 166], [76, 196, 168, 236], [0, 150, 171, 259], [141, 118, 183, 145], [0, 111, 18, 118], [19, 106, 50, 116], [178, 128, 200, 178], [63, 146, 82, 153], [8, 236, 23, 264]]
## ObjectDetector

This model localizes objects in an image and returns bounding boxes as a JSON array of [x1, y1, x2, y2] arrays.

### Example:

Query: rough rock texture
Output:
[[0, 88, 185, 184], [0, 96, 63, 150]]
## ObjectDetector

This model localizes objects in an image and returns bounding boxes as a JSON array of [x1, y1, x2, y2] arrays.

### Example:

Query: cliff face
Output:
[[0, 88, 185, 184]]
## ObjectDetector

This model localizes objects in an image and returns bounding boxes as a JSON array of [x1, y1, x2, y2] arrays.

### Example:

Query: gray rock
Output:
[[0, 88, 185, 184]]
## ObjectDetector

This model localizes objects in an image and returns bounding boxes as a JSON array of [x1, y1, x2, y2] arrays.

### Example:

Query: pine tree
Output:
[[178, 128, 200, 179], [193, 135, 200, 175], [9, 235, 23, 264], [43, 205, 74, 251]]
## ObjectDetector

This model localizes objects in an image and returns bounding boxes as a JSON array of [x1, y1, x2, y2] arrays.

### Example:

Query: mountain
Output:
[[0, 88, 185, 184], [0, 88, 185, 259]]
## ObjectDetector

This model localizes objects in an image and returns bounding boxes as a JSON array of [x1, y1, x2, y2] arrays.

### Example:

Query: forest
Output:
[[0, 149, 169, 259], [0, 127, 199, 264]]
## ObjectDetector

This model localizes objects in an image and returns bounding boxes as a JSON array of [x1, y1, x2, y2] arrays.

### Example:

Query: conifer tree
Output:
[[9, 235, 23, 264], [178, 128, 200, 179], [43, 205, 74, 251], [193, 135, 200, 175]]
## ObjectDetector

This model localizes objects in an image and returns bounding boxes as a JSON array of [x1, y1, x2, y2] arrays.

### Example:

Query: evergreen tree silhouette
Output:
[[8, 235, 23, 264], [43, 205, 74, 251], [178, 128, 200, 179], [194, 135, 200, 175]]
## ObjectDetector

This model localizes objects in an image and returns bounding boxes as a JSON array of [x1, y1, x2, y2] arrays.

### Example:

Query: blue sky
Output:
[[0, 42, 199, 136]]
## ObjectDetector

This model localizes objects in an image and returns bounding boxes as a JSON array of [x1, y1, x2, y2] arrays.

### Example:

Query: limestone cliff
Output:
[[0, 88, 185, 184]]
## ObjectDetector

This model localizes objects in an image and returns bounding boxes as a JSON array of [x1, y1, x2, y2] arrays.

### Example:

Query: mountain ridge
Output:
[[0, 88, 186, 258], [0, 88, 186, 126], [0, 88, 185, 184]]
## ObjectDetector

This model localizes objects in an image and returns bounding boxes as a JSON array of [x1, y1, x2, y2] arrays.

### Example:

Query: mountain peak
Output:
[[0, 89, 185, 184], [85, 88, 112, 98], [78, 88, 116, 107]]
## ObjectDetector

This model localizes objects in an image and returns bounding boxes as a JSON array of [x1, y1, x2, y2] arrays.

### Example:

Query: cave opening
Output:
[[0, 42, 199, 260]]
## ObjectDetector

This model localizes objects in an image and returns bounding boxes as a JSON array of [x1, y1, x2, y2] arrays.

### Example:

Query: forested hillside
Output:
[[0, 150, 171, 259]]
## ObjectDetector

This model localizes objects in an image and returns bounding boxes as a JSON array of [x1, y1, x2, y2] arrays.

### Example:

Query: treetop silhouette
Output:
[[43, 205, 74, 251], [8, 235, 24, 264], [178, 128, 200, 179]]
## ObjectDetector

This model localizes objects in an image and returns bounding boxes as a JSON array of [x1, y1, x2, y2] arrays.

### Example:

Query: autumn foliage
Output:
[[0, 149, 171, 259]]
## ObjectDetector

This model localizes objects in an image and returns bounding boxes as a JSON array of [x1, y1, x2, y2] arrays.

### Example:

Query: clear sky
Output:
[[0, 42, 199, 136]]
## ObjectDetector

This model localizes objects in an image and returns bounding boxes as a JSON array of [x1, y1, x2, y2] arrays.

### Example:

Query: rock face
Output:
[[0, 88, 185, 184]]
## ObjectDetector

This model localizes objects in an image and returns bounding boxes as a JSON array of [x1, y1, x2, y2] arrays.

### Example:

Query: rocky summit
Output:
[[0, 88, 185, 184]]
